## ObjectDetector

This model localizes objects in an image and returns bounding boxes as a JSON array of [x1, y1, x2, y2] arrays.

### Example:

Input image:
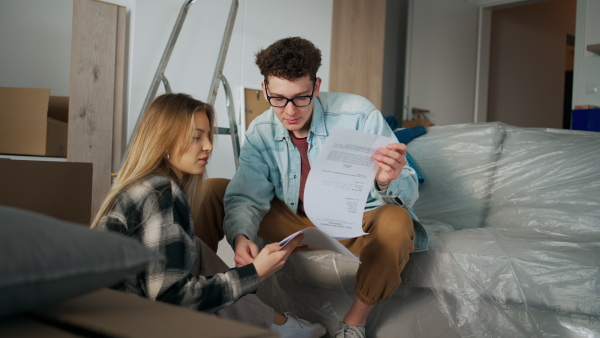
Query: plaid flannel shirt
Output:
[[96, 175, 259, 313]]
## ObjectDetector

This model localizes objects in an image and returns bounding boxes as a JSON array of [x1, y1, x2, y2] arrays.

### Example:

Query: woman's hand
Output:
[[252, 235, 307, 282]]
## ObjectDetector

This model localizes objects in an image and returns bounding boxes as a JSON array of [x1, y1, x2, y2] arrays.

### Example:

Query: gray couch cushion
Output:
[[408, 123, 505, 229], [419, 227, 600, 317], [0, 206, 163, 317], [486, 126, 600, 236]]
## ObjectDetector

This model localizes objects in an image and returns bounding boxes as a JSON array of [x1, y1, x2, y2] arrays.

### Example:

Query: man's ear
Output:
[[261, 81, 268, 101], [314, 77, 323, 97]]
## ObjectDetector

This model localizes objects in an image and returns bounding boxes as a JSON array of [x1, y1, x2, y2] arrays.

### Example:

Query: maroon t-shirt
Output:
[[289, 132, 310, 213]]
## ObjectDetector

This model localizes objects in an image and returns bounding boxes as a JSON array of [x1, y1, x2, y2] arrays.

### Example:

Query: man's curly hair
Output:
[[255, 37, 322, 83]]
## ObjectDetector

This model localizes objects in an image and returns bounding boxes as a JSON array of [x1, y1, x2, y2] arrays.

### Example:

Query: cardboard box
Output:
[[0, 159, 92, 225], [0, 87, 69, 157], [244, 88, 271, 129], [0, 288, 278, 337]]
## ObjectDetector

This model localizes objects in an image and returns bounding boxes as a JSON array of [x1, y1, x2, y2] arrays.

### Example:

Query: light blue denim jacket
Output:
[[224, 92, 428, 252]]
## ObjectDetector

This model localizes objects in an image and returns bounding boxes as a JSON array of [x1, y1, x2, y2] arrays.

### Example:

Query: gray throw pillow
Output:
[[0, 205, 163, 317]]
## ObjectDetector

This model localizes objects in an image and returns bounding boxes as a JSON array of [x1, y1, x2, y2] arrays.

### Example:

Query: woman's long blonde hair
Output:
[[91, 93, 215, 229]]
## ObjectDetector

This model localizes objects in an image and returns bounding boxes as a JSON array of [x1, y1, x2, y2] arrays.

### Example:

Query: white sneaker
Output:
[[335, 323, 366, 338], [270, 312, 327, 338]]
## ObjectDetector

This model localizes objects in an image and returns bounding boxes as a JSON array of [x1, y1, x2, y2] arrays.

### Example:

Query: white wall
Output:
[[127, 0, 333, 180], [0, 0, 332, 179], [0, 0, 72, 96], [572, 0, 600, 108], [405, 0, 480, 126]]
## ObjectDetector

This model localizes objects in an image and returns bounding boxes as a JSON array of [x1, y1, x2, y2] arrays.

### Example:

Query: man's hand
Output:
[[233, 234, 259, 268], [372, 142, 408, 188]]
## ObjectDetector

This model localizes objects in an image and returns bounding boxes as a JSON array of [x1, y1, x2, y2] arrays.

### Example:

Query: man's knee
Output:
[[205, 178, 230, 200], [369, 205, 414, 242]]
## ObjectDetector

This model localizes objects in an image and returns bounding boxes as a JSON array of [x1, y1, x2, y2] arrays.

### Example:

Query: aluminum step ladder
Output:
[[124, 0, 240, 169]]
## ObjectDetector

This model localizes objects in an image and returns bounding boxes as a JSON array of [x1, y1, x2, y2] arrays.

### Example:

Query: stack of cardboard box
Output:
[[0, 86, 92, 225], [0, 87, 68, 157]]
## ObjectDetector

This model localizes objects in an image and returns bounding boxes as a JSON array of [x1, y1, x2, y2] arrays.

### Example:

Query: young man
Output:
[[224, 37, 428, 338]]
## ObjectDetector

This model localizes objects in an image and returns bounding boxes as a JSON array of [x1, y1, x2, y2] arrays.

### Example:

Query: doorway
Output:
[[477, 0, 577, 129]]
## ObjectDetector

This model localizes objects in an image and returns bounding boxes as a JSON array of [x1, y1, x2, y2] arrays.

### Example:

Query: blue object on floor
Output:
[[384, 116, 428, 184], [406, 153, 424, 184], [572, 109, 600, 132], [384, 115, 399, 130], [394, 125, 427, 144]]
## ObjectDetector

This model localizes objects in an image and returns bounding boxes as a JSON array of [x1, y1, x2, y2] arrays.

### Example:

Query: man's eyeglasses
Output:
[[265, 81, 316, 108]]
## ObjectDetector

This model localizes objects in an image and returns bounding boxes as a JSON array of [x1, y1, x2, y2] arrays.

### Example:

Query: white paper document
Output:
[[279, 128, 397, 263], [279, 227, 360, 263]]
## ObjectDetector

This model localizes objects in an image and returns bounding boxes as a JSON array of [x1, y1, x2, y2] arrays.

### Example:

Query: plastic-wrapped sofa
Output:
[[256, 122, 600, 337]]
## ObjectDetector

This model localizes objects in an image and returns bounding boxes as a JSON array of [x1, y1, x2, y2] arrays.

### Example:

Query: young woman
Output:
[[91, 93, 326, 337]]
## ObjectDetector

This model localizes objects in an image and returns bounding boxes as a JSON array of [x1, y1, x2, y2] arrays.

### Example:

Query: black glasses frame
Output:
[[265, 81, 316, 108]]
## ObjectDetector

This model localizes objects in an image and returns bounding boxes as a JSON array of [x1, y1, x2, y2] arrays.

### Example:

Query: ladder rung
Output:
[[216, 127, 231, 135]]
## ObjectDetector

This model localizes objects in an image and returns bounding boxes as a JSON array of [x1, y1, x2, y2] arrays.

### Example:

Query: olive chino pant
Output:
[[194, 178, 415, 306]]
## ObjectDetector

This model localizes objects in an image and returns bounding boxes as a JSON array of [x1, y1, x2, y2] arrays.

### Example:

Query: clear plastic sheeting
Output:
[[256, 123, 600, 337]]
